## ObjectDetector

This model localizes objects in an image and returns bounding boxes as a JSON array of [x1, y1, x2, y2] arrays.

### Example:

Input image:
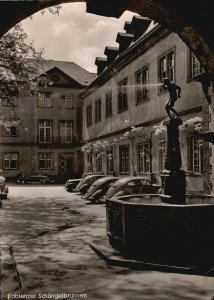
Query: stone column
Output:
[[161, 118, 186, 204]]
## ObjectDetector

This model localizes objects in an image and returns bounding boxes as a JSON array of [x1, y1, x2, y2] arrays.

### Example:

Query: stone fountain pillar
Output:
[[161, 118, 186, 204]]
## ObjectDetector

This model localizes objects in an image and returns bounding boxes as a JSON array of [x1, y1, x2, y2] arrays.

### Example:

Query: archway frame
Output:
[[0, 0, 214, 79]]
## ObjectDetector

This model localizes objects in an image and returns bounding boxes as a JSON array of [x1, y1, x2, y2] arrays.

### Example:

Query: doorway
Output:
[[59, 157, 73, 178], [66, 158, 73, 178]]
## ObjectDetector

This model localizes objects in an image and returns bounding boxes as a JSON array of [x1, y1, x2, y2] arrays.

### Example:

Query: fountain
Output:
[[105, 117, 214, 274], [160, 117, 186, 204]]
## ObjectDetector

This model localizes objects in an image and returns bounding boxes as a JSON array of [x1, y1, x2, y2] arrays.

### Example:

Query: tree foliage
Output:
[[0, 5, 62, 126], [0, 24, 44, 126], [41, 4, 62, 16], [0, 24, 44, 105]]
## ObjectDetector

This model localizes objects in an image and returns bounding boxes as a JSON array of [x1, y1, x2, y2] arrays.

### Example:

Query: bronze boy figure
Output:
[[162, 77, 181, 118]]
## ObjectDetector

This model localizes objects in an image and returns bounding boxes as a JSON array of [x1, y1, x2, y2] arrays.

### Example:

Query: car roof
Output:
[[93, 176, 119, 184], [112, 176, 149, 184], [84, 174, 105, 179], [83, 172, 104, 177]]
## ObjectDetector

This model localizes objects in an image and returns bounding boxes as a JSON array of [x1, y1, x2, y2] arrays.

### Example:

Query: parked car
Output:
[[0, 176, 9, 199], [84, 176, 119, 202], [65, 178, 81, 192], [16, 171, 55, 184], [82, 172, 104, 178], [103, 177, 161, 202], [65, 172, 104, 192], [76, 174, 105, 195]]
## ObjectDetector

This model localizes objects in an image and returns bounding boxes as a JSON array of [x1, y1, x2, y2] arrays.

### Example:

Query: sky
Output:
[[21, 3, 137, 73]]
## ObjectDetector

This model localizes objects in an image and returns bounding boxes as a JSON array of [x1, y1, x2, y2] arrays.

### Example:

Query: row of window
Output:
[[38, 93, 73, 108], [86, 50, 202, 127], [39, 120, 73, 143], [2, 137, 201, 172], [3, 153, 53, 170], [1, 93, 73, 109], [86, 143, 152, 174], [85, 137, 202, 174], [2, 120, 74, 143], [86, 92, 113, 127]]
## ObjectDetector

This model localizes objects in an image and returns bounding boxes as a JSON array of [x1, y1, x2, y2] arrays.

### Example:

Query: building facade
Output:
[[0, 60, 95, 181], [81, 19, 213, 193]]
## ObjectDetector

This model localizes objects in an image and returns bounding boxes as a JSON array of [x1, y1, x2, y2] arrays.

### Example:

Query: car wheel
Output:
[[41, 180, 46, 184], [21, 180, 25, 184]]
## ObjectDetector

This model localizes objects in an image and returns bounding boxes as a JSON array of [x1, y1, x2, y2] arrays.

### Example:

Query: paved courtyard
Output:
[[1, 185, 214, 300]]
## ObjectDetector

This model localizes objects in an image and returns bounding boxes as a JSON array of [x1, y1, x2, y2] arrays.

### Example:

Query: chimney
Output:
[[95, 57, 107, 75], [104, 46, 119, 64], [116, 32, 134, 53]]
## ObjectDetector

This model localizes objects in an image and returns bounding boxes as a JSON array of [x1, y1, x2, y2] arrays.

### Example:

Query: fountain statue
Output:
[[162, 77, 181, 119], [90, 80, 214, 276]]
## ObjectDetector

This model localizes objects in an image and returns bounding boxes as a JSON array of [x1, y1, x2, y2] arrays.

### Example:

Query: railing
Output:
[[36, 136, 79, 146]]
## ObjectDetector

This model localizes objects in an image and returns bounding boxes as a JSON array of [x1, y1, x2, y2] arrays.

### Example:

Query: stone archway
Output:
[[0, 0, 214, 78]]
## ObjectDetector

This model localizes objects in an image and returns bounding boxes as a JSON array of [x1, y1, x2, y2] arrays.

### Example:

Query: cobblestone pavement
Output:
[[1, 185, 214, 300]]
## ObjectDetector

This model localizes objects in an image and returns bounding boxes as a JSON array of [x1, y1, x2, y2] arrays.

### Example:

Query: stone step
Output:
[[89, 238, 214, 277]]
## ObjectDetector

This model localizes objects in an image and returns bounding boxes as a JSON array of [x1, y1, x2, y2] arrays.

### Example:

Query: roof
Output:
[[39, 60, 96, 86], [81, 22, 161, 95]]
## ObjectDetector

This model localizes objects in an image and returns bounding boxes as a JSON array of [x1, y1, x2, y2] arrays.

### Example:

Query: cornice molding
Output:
[[81, 25, 170, 98]]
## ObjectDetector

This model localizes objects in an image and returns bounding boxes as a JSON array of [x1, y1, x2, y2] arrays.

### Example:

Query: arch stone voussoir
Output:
[[0, 0, 214, 77]]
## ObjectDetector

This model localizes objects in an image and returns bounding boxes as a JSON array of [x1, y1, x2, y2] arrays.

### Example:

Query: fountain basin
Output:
[[106, 194, 214, 267]]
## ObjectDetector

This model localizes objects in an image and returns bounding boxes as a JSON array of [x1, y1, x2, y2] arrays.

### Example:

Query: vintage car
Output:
[[0, 176, 9, 199], [103, 176, 161, 202], [65, 178, 81, 192], [84, 176, 119, 202], [65, 172, 104, 192], [76, 174, 105, 195], [16, 171, 55, 184]]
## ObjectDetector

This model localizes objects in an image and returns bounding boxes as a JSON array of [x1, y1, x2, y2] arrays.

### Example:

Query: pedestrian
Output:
[[162, 77, 181, 118]]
